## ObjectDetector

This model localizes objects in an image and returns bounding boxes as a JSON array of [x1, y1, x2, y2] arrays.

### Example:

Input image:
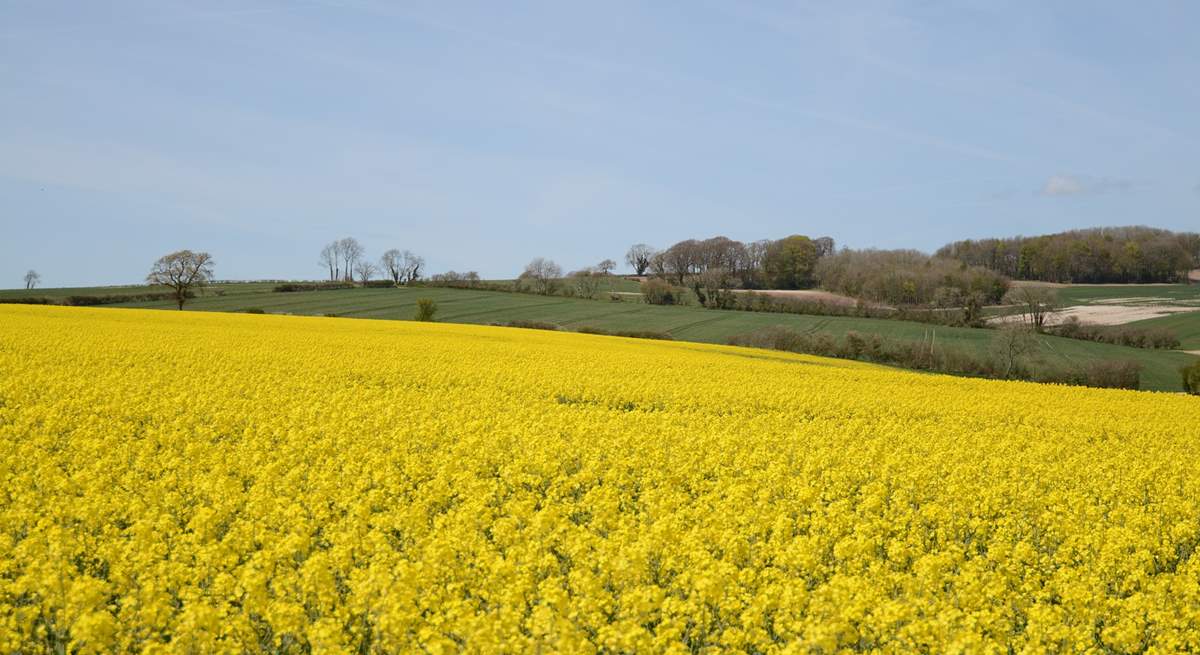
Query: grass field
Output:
[[4, 282, 1196, 391], [1049, 283, 1200, 306]]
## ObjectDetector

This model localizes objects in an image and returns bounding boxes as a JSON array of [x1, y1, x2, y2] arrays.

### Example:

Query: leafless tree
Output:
[[571, 268, 602, 299], [354, 260, 378, 285], [1005, 286, 1060, 331], [146, 250, 214, 310], [23, 269, 41, 290], [625, 244, 657, 276], [519, 257, 563, 295], [401, 250, 424, 284], [991, 324, 1037, 378], [596, 259, 616, 276], [319, 242, 339, 281], [380, 249, 403, 285], [336, 237, 364, 282], [813, 236, 836, 258], [649, 251, 668, 277]]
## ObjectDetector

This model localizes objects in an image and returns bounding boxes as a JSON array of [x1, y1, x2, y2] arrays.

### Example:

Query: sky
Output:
[[2, 1, 1198, 287]]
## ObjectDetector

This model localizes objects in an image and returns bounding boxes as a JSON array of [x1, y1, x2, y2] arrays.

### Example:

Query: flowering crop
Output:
[[1, 305, 1199, 653]]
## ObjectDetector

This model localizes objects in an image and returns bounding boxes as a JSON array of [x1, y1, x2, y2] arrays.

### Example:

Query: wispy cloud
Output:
[[1038, 174, 1134, 197]]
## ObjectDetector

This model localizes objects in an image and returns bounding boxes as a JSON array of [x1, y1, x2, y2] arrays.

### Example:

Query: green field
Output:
[[4, 281, 1197, 391], [1007, 282, 1200, 351], [1047, 283, 1200, 306]]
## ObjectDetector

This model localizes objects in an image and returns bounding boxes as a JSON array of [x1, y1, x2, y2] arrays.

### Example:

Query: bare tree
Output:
[[23, 269, 41, 290], [625, 244, 657, 276], [319, 242, 339, 281], [401, 250, 424, 284], [147, 250, 214, 310], [336, 237, 364, 282], [519, 257, 563, 295], [813, 236, 836, 258], [354, 260, 378, 285], [596, 259, 616, 276], [1005, 286, 1060, 331], [380, 249, 403, 285], [571, 268, 602, 299], [991, 324, 1037, 378]]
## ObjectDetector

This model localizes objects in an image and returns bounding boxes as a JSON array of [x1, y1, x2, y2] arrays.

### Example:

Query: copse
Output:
[[763, 235, 820, 289], [814, 249, 1009, 306], [518, 258, 563, 295], [937, 226, 1200, 283]]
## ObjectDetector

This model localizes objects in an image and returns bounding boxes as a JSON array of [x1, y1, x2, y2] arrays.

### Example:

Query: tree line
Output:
[[318, 237, 425, 285], [936, 226, 1200, 283], [621, 235, 1008, 308]]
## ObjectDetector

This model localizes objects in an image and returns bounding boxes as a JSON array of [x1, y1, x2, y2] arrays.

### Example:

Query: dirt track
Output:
[[992, 304, 1198, 327]]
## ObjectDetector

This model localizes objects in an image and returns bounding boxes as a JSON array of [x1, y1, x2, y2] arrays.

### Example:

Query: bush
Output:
[[576, 326, 674, 340], [1081, 360, 1142, 389], [361, 280, 397, 288], [0, 297, 54, 305], [415, 298, 438, 322], [640, 278, 681, 305], [242, 308, 266, 314], [1183, 361, 1200, 395]]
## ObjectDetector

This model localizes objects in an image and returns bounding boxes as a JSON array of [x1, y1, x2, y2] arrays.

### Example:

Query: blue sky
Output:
[[2, 1, 1198, 286]]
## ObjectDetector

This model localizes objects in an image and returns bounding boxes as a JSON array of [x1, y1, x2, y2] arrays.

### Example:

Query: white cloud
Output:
[[1038, 173, 1134, 197]]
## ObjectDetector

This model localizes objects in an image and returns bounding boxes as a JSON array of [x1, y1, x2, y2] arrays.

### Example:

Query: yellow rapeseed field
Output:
[[1, 305, 1199, 654]]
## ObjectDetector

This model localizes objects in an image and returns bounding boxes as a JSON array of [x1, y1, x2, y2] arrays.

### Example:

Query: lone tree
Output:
[[625, 244, 656, 276], [991, 324, 1037, 378], [23, 269, 41, 290], [596, 259, 617, 276], [147, 250, 214, 310]]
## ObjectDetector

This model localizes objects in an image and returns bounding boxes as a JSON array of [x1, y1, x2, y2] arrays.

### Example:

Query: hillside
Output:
[[4, 282, 1196, 391], [2, 305, 1199, 652]]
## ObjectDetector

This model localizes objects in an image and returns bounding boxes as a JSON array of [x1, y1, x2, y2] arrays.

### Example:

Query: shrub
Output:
[[242, 308, 265, 314], [1082, 360, 1141, 390], [0, 297, 54, 305], [415, 298, 438, 322], [640, 278, 680, 305], [1183, 361, 1200, 395]]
